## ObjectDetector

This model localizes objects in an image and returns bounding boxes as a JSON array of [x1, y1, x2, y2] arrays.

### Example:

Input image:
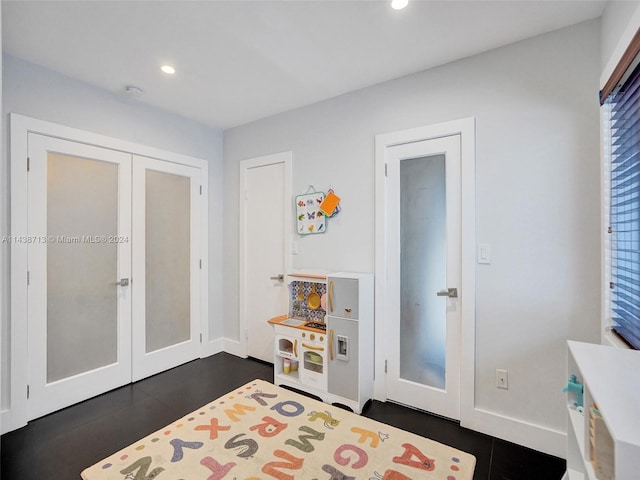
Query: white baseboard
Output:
[[203, 336, 249, 359], [221, 337, 246, 358], [1, 409, 13, 435], [376, 390, 567, 458], [463, 407, 565, 458], [201, 337, 225, 357]]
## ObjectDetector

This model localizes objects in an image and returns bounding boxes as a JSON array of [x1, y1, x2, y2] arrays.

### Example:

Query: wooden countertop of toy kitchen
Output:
[[267, 315, 327, 333]]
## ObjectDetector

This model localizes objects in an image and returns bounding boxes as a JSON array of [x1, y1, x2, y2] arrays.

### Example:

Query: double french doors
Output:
[[26, 134, 202, 420]]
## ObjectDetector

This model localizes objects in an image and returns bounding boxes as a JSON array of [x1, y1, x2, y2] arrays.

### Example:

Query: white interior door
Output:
[[27, 134, 132, 420], [240, 152, 291, 362], [386, 134, 462, 420], [131, 156, 202, 381]]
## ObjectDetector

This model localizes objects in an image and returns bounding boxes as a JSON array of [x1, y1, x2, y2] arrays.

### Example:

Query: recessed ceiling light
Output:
[[391, 0, 408, 10], [161, 65, 176, 75]]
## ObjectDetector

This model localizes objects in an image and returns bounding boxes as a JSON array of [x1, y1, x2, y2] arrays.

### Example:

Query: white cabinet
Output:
[[272, 323, 327, 388], [565, 341, 640, 480]]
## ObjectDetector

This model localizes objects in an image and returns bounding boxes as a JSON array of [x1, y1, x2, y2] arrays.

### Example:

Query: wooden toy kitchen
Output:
[[268, 272, 373, 413]]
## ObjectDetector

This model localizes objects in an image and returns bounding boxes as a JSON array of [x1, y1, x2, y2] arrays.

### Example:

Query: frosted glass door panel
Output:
[[399, 155, 446, 389], [47, 153, 118, 382], [145, 170, 191, 353]]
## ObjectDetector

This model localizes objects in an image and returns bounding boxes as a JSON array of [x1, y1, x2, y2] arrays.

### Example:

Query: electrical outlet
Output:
[[496, 369, 508, 389]]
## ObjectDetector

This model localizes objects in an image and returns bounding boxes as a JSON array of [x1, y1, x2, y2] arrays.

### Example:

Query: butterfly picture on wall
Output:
[[295, 188, 326, 235]]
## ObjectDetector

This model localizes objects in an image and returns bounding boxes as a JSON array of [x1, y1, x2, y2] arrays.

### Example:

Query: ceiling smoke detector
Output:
[[124, 85, 143, 97]]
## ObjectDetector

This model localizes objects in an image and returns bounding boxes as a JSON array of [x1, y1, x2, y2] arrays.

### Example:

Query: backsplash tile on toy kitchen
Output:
[[288, 281, 326, 322]]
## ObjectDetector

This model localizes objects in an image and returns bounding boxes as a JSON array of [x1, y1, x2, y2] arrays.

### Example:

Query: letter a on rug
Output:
[[82, 379, 475, 480]]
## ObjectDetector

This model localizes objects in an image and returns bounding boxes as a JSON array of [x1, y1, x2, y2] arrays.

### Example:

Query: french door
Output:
[[26, 134, 202, 420], [385, 134, 462, 420], [131, 156, 202, 381], [27, 134, 133, 419]]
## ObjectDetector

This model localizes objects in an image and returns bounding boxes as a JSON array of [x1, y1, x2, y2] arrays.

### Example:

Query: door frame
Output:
[[8, 113, 209, 432], [238, 152, 292, 358], [374, 117, 476, 425]]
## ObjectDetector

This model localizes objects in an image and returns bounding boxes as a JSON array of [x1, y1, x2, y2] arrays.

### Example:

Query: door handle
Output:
[[436, 288, 457, 298], [329, 329, 334, 361], [270, 274, 284, 281], [115, 278, 129, 287], [328, 280, 334, 312]]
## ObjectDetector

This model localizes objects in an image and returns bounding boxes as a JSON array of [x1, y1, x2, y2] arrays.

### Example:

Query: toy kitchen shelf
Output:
[[564, 341, 640, 480]]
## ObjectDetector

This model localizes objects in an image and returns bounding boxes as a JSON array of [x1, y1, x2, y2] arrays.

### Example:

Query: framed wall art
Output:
[[295, 188, 326, 235]]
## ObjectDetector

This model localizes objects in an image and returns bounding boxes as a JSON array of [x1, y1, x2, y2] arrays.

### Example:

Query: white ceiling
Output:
[[2, 0, 607, 130]]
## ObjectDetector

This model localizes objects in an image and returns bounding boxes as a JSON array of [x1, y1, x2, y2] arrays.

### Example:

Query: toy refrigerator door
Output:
[[327, 277, 359, 320], [328, 316, 359, 401]]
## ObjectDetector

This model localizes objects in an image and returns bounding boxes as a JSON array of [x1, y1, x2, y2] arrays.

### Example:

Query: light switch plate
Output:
[[478, 244, 491, 264]]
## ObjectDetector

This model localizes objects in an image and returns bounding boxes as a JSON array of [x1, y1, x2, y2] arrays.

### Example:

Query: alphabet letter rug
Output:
[[82, 379, 475, 480]]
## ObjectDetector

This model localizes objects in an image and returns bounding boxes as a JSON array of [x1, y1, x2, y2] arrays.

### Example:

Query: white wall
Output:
[[224, 20, 602, 455], [1, 55, 224, 415]]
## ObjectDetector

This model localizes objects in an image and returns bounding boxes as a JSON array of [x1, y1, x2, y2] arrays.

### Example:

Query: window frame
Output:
[[601, 27, 640, 350], [602, 64, 640, 350]]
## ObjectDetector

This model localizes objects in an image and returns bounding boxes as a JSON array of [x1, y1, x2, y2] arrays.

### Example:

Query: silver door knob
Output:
[[270, 274, 284, 281], [115, 278, 129, 287], [436, 288, 457, 298]]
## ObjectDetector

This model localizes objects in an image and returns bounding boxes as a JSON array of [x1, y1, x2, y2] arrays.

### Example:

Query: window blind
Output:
[[607, 60, 640, 349]]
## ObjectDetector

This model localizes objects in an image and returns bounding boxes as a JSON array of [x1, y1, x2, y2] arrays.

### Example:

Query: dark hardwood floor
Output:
[[1, 353, 566, 479]]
